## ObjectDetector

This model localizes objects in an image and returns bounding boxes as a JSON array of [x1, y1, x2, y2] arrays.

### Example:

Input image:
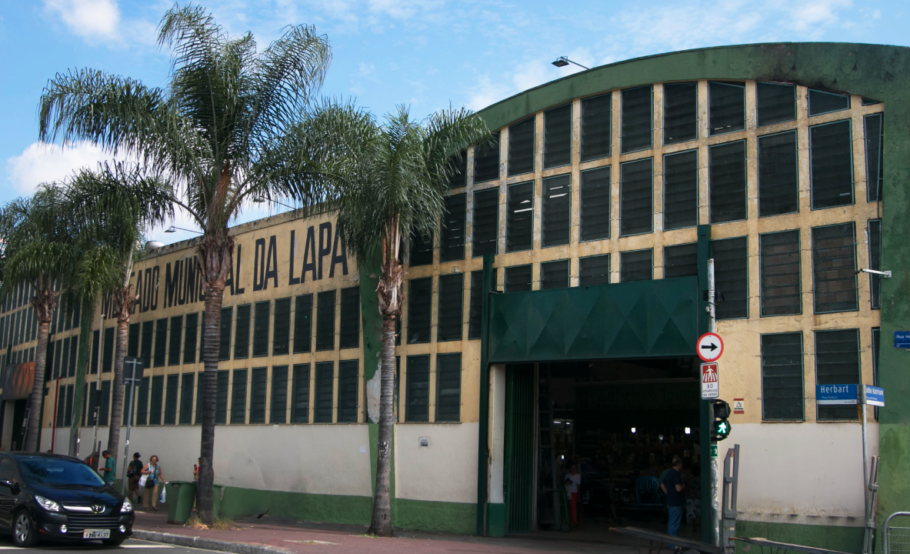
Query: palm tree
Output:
[[335, 106, 488, 536], [38, 4, 370, 523]]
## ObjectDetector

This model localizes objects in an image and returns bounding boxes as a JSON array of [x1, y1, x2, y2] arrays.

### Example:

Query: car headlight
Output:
[[35, 495, 61, 512], [121, 500, 133, 513]]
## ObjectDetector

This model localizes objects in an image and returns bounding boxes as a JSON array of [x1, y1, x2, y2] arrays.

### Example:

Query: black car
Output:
[[0, 453, 134, 547]]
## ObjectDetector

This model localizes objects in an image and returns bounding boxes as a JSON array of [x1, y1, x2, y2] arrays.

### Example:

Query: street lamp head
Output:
[[253, 196, 266, 204], [552, 56, 569, 67], [165, 226, 176, 233]]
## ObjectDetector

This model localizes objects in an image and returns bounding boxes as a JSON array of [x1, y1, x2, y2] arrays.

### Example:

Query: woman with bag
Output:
[[141, 455, 166, 511]]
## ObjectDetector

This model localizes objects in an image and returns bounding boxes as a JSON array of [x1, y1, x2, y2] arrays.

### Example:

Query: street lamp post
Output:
[[551, 56, 589, 70]]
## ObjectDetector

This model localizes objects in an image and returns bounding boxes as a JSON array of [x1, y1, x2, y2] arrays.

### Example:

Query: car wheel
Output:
[[102, 537, 127, 547], [12, 510, 37, 548]]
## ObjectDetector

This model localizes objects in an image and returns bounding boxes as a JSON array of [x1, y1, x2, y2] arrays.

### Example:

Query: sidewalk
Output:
[[132, 510, 643, 554]]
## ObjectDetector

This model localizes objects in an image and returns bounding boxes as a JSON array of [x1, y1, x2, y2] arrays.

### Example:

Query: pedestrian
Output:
[[127, 453, 144, 505], [100, 450, 116, 485], [662, 456, 686, 540], [141, 455, 166, 511], [84, 452, 99, 473], [564, 461, 581, 527]]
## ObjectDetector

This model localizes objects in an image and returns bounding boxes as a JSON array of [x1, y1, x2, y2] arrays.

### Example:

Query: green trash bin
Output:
[[166, 481, 197, 524]]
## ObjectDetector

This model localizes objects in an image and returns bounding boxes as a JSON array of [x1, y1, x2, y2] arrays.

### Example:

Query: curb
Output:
[[132, 529, 291, 554]]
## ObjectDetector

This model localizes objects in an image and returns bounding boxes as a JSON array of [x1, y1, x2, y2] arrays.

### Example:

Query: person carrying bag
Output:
[[141, 455, 166, 511]]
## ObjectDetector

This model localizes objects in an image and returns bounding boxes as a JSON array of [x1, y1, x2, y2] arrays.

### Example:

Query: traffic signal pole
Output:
[[708, 259, 720, 547]]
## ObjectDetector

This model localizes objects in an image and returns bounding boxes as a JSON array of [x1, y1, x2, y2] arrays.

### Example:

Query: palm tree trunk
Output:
[[368, 314, 397, 536], [69, 297, 96, 457], [25, 286, 55, 452], [197, 287, 223, 525], [108, 253, 137, 476]]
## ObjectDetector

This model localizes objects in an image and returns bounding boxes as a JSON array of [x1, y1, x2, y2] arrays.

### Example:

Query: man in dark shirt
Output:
[[661, 456, 686, 539]]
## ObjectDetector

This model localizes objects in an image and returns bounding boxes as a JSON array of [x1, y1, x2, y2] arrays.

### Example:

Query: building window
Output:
[[447, 150, 467, 189], [663, 150, 698, 230], [55, 385, 65, 427], [437, 273, 463, 342], [314, 361, 334, 423], [580, 166, 610, 242], [810, 120, 853, 209], [812, 223, 857, 314], [709, 81, 745, 135], [338, 287, 360, 349], [315, 290, 336, 351], [621, 249, 652, 282], [507, 181, 534, 252], [474, 133, 500, 183], [505, 264, 533, 292], [663, 82, 697, 145], [864, 113, 883, 202], [761, 332, 804, 421], [291, 363, 310, 424], [234, 304, 251, 359], [544, 104, 572, 169], [541, 260, 569, 289], [468, 271, 484, 340], [757, 82, 796, 127], [218, 307, 232, 361], [215, 370, 229, 425], [150, 375, 164, 425], [808, 89, 849, 116], [407, 277, 432, 344], [154, 318, 167, 367], [621, 85, 652, 153], [816, 329, 860, 421], [136, 377, 149, 426], [664, 243, 698, 278], [406, 355, 430, 422], [712, 237, 749, 319], [97, 380, 110, 426], [252, 301, 270, 358], [581, 93, 611, 162], [872, 327, 880, 420], [542, 175, 571, 247], [620, 158, 653, 237], [338, 360, 359, 423], [293, 294, 312, 354], [168, 315, 183, 366], [760, 230, 801, 317], [180, 373, 194, 425], [709, 141, 747, 223], [271, 365, 289, 424], [868, 220, 882, 310], [508, 117, 535, 176], [472, 188, 499, 257], [440, 194, 467, 262], [64, 385, 73, 427], [436, 353, 461, 422], [758, 131, 799, 217], [84, 384, 96, 426], [250, 367, 267, 424], [103, 327, 114, 373], [183, 313, 198, 364], [272, 297, 291, 356], [409, 230, 434, 266], [231, 368, 247, 425], [164, 374, 178, 425], [579, 255, 610, 286]]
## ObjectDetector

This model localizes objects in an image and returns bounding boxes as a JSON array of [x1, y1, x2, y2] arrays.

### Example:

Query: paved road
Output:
[[0, 536, 214, 553]]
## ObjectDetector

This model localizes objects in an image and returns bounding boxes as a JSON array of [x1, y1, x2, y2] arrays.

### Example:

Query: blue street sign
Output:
[[816, 384, 858, 405], [895, 331, 910, 349], [863, 385, 885, 407]]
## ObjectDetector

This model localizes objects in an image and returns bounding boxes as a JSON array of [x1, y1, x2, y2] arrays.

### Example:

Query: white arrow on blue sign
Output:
[[816, 384, 858, 405]]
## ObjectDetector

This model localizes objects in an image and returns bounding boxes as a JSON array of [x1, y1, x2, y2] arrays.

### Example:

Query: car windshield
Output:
[[17, 457, 105, 488]]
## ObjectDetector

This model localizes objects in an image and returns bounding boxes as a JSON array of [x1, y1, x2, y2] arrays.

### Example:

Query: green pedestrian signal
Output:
[[711, 400, 732, 441]]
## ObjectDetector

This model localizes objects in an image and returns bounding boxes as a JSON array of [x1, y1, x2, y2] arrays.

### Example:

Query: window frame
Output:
[[809, 119, 855, 210], [760, 331, 805, 422], [662, 149, 699, 231], [759, 229, 802, 318]]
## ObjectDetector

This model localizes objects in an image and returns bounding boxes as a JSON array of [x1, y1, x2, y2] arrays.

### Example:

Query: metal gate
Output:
[[504, 365, 535, 533]]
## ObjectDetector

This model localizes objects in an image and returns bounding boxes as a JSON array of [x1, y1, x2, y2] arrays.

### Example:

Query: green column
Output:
[[697, 224, 713, 545]]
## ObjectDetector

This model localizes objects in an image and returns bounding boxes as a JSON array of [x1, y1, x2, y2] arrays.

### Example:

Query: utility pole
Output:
[[707, 258, 720, 547], [120, 357, 141, 495]]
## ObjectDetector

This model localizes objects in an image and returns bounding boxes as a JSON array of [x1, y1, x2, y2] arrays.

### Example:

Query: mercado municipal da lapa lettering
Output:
[[2, 42, 910, 551]]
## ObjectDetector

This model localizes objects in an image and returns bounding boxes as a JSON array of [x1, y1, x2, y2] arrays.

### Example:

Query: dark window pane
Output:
[[864, 113, 883, 202], [664, 243, 698, 278], [709, 141, 747, 223], [761, 333, 804, 420], [757, 83, 796, 127], [544, 104, 572, 168], [621, 250, 652, 282], [580, 167, 610, 241], [231, 369, 247, 424], [234, 304, 251, 359], [579, 255, 610, 286], [409, 230, 433, 266], [468, 271, 483, 340], [250, 367, 267, 424], [663, 150, 698, 230], [150, 375, 164, 425], [868, 220, 882, 310], [272, 298, 291, 356], [436, 353, 461, 422], [154, 319, 167, 367], [620, 158, 653, 236], [338, 360, 358, 423], [180, 373, 194, 425], [253, 301, 270, 358], [474, 133, 500, 183], [271, 365, 288, 424], [183, 313, 198, 364], [136, 377, 149, 426], [447, 150, 467, 189], [621, 85, 652, 153], [759, 131, 799, 217], [542, 175, 571, 247], [339, 287, 360, 349], [507, 182, 534, 252], [712, 237, 749, 319], [863, 97, 881, 106], [406, 355, 430, 422], [216, 370, 229, 424], [709, 82, 745, 135], [472, 188, 499, 257], [440, 194, 466, 262], [64, 385, 73, 427], [168, 316, 182, 366], [760, 230, 801, 316], [809, 89, 850, 116], [164, 374, 178, 425], [810, 121, 853, 209], [437, 273, 463, 342], [663, 82, 697, 144], [508, 117, 535, 176], [316, 290, 336, 351], [291, 363, 310, 424], [816, 329, 860, 420], [293, 294, 312, 354], [505, 264, 532, 292], [218, 307, 232, 361], [99, 380, 111, 426], [314, 362, 334, 423], [581, 93, 611, 161], [541, 260, 569, 289], [407, 278, 432, 344], [812, 223, 857, 314], [103, 327, 114, 373]]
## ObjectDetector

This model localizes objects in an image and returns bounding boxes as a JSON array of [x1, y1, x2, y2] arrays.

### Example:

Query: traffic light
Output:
[[711, 399, 732, 441]]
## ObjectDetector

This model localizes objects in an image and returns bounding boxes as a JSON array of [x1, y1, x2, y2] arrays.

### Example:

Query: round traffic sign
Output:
[[697, 332, 724, 362]]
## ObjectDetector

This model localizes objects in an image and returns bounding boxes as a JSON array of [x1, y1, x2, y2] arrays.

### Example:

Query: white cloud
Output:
[[4, 141, 123, 196], [43, 0, 121, 41]]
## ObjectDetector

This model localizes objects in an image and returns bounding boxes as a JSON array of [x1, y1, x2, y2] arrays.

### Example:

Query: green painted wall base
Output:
[[736, 520, 863, 554], [395, 498, 476, 535], [487, 503, 506, 537]]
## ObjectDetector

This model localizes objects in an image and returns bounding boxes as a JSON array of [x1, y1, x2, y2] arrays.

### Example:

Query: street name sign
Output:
[[697, 332, 724, 362], [816, 384, 858, 405], [863, 385, 885, 407], [895, 331, 910, 349], [701, 362, 719, 400]]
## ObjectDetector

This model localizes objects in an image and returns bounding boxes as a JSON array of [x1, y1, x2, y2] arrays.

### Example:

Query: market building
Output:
[[1, 42, 908, 552]]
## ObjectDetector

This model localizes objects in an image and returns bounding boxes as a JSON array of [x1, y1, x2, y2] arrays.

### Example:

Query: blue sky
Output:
[[0, 0, 904, 244]]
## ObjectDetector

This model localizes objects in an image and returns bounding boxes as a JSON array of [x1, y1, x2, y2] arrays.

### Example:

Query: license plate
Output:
[[83, 529, 111, 539]]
